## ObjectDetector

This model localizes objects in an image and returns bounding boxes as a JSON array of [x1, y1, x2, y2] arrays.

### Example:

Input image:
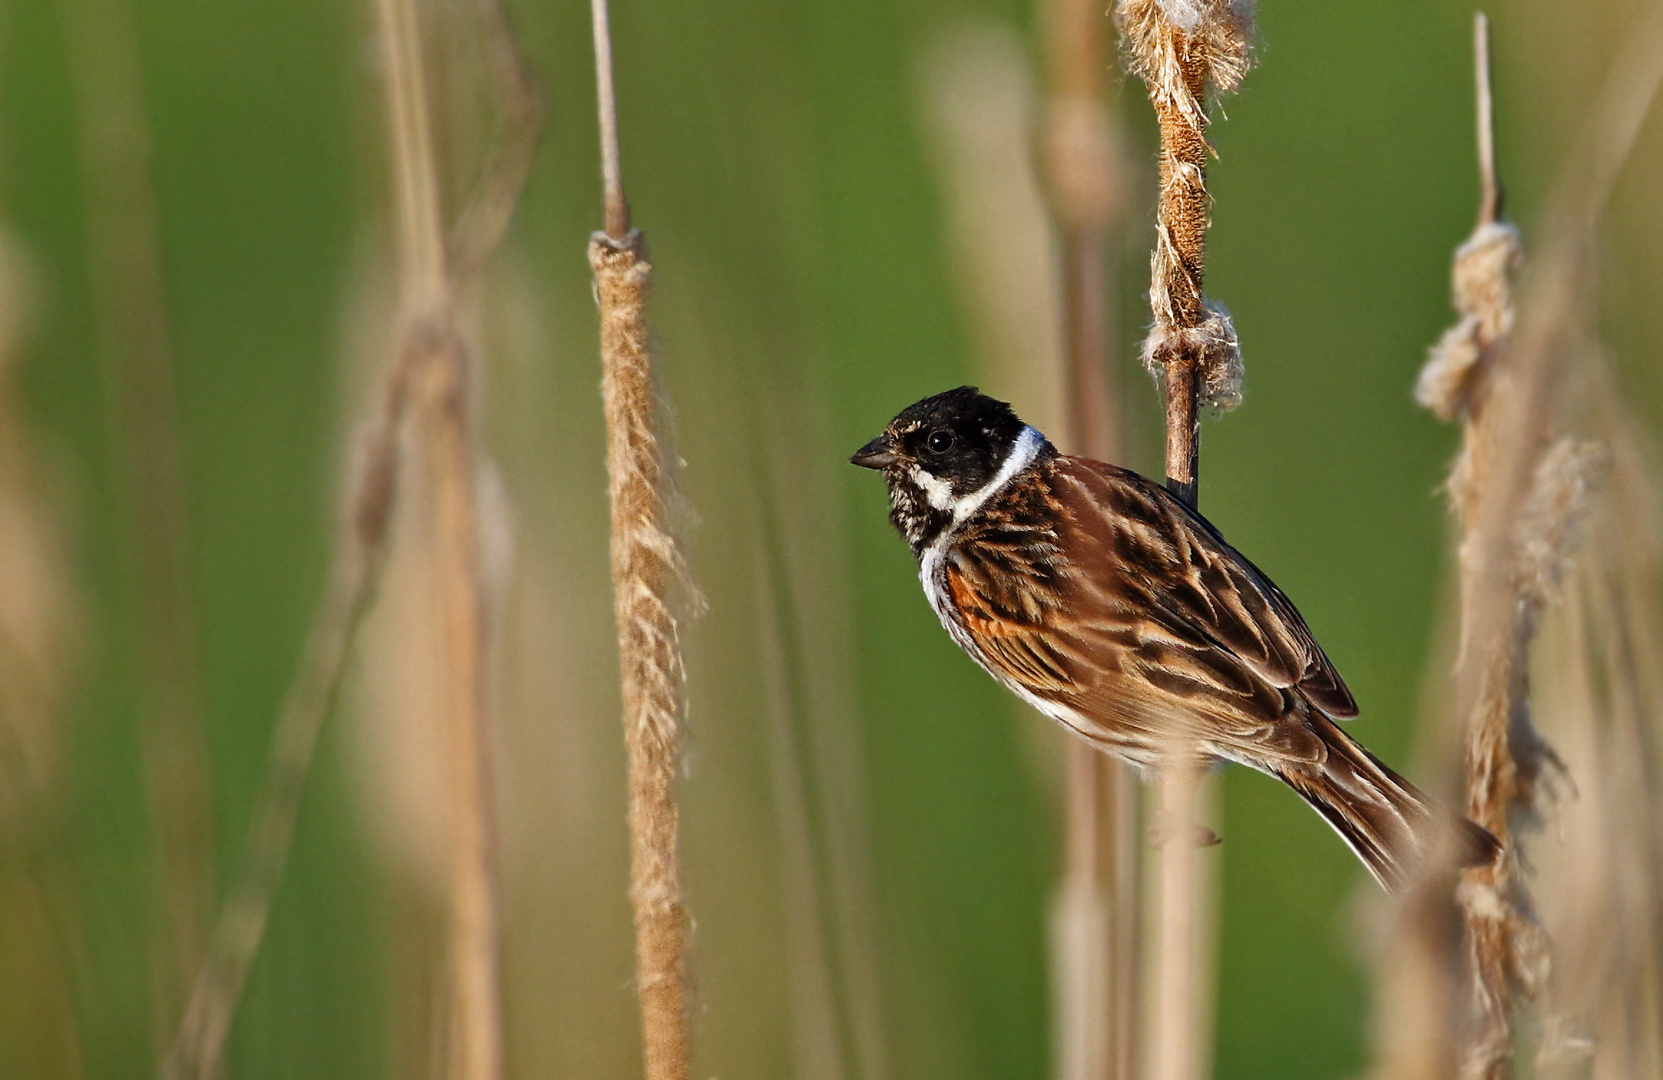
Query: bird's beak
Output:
[[850, 434, 899, 470]]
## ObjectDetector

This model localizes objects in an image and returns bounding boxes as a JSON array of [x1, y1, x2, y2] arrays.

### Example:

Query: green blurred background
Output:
[[1, 0, 1659, 1077]]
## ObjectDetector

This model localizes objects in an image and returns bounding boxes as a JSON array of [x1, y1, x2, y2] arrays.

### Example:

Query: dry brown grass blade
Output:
[[590, 4, 693, 1078], [60, 0, 217, 1040]]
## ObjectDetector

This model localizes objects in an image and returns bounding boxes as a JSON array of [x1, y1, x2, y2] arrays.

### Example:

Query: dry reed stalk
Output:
[[917, 22, 1067, 441], [1143, 757, 1211, 1080], [1044, 0, 1125, 461], [165, 0, 538, 1072], [60, 0, 217, 1040], [1114, 0, 1249, 508], [1402, 13, 1663, 1079], [1115, 6, 1248, 1077], [376, 0, 510, 1074], [590, 222, 690, 1080], [590, 3, 692, 1078], [1040, 3, 1137, 1077], [1408, 21, 1556, 1075]]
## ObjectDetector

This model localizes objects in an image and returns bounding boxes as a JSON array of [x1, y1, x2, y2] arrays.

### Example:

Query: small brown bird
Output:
[[852, 387, 1496, 891]]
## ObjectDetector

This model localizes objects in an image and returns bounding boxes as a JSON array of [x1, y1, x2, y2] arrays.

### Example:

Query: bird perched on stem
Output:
[[851, 387, 1497, 891]]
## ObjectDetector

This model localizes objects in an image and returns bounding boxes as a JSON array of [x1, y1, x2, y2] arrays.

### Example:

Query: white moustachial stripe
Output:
[[918, 424, 1046, 667], [946, 424, 1044, 529], [910, 465, 955, 511]]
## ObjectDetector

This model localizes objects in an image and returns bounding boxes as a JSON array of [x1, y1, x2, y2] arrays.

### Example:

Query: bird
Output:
[[850, 386, 1498, 891]]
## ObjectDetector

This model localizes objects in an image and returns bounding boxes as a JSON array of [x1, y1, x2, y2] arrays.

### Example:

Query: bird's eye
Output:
[[926, 430, 955, 454]]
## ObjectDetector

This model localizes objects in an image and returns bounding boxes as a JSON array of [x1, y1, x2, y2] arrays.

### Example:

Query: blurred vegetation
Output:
[[0, 0, 1658, 1077]]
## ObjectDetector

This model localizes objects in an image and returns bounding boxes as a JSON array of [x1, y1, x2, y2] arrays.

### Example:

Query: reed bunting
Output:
[[851, 387, 1497, 891]]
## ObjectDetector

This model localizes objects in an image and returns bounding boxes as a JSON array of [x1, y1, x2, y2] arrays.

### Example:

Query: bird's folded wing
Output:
[[1047, 457, 1357, 721]]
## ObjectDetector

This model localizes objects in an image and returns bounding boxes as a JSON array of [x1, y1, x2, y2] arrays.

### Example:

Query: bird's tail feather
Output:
[[1278, 716, 1499, 892]]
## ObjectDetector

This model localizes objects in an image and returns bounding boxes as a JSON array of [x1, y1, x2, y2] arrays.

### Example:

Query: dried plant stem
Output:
[[151, 0, 533, 1070], [591, 5, 692, 1078], [592, 228, 689, 1080], [591, 0, 630, 240], [1151, 44, 1208, 507], [1054, 747, 1138, 1080], [1045, 0, 1124, 461], [61, 0, 216, 1038], [376, 0, 507, 1075], [1114, 7, 1248, 1077], [1407, 12, 1663, 1079], [169, 0, 538, 1067], [419, 336, 503, 1080], [1418, 23, 1548, 1076], [1042, 1, 1136, 1077], [1370, 12, 1663, 1080], [1473, 15, 1500, 231], [1146, 758, 1206, 1080], [1115, 0, 1250, 509]]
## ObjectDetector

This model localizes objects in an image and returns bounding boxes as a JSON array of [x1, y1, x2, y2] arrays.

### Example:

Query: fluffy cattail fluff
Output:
[[591, 228, 693, 1080], [1415, 221, 1523, 423]]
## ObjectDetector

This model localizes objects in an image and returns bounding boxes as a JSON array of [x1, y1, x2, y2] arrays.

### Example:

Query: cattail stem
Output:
[[1114, 7, 1248, 1078], [1151, 44, 1208, 507], [1474, 15, 1500, 229], [164, 0, 535, 1071], [1386, 14, 1663, 1080], [1116, 0, 1251, 510], [591, 0, 630, 240], [590, 5, 692, 1079], [1146, 758, 1206, 1080]]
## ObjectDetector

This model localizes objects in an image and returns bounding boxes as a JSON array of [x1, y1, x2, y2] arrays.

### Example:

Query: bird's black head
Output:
[[850, 386, 1053, 553]]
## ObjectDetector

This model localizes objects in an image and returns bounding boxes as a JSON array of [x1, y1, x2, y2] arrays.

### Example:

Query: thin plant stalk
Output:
[[60, 0, 216, 1040], [1146, 760, 1205, 1080], [165, 0, 539, 1070], [589, 3, 693, 1079], [375, 0, 507, 1074], [1115, 5, 1251, 1078], [1401, 11, 1663, 1079], [1041, 0, 1136, 1076], [1114, 0, 1250, 509]]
